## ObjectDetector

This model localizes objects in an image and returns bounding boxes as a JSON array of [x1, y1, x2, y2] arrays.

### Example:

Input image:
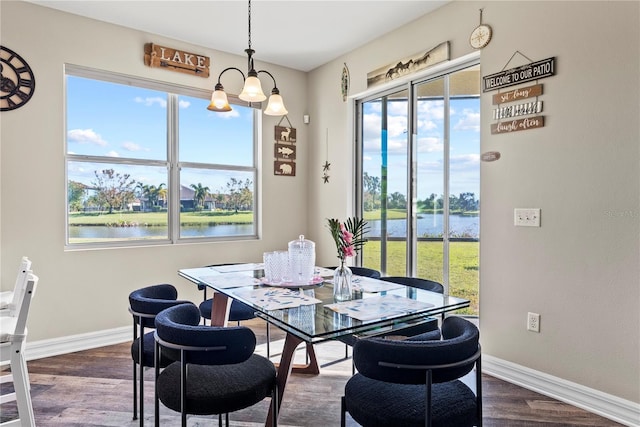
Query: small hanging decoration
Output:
[[322, 128, 330, 183], [274, 116, 296, 176], [341, 63, 350, 102]]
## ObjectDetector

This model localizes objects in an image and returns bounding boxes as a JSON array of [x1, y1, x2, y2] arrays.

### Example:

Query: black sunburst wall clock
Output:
[[0, 46, 36, 111]]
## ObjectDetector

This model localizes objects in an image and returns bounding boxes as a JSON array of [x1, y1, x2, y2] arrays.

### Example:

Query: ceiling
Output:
[[25, 0, 449, 72]]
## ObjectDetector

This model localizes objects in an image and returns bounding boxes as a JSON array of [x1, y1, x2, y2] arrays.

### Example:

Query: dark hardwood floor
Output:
[[1, 318, 623, 426]]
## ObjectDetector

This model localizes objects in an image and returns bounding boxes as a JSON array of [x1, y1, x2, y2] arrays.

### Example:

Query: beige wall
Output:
[[0, 1, 308, 339], [2, 0, 639, 409], [307, 1, 639, 404]]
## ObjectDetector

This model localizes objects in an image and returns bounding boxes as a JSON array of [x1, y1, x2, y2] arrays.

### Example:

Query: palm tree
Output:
[[137, 183, 166, 210], [190, 183, 210, 210]]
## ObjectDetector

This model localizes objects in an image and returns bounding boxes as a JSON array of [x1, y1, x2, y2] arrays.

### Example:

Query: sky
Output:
[[66, 75, 255, 195], [361, 94, 480, 202], [66, 73, 479, 204]]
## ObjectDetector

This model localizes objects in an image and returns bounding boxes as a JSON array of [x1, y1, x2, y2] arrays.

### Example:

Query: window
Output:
[[65, 66, 259, 247], [357, 60, 480, 316]]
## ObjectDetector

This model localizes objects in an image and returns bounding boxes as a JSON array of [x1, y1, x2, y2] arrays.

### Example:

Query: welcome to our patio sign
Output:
[[483, 56, 555, 135]]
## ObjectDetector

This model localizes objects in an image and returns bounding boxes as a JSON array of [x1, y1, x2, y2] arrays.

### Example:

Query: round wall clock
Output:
[[469, 9, 492, 50], [470, 24, 492, 49], [0, 46, 36, 111]]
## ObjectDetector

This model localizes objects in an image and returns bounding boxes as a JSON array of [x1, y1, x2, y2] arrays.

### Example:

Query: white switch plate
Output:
[[514, 208, 541, 227]]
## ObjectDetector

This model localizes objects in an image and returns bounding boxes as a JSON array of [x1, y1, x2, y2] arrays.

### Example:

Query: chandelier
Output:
[[207, 0, 288, 116]]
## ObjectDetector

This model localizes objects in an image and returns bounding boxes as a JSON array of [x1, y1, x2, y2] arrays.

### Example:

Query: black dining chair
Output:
[[128, 284, 191, 426], [341, 316, 482, 427], [379, 276, 444, 293], [154, 302, 278, 427], [198, 263, 271, 356], [380, 276, 446, 325], [325, 266, 382, 279]]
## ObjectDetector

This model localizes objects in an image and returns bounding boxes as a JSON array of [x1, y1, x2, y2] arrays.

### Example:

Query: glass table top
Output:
[[179, 265, 470, 343]]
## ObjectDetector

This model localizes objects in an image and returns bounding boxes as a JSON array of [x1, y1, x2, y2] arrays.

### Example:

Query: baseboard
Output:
[[483, 354, 640, 427], [24, 326, 130, 361]]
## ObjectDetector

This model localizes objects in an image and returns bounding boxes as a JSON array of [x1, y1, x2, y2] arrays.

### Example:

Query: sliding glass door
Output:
[[357, 63, 480, 316]]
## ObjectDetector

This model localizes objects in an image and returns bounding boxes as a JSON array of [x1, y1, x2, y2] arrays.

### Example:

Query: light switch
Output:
[[514, 208, 541, 227]]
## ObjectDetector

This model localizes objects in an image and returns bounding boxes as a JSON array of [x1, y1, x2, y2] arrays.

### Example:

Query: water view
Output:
[[68, 213, 476, 241], [367, 213, 478, 239], [68, 223, 255, 240]]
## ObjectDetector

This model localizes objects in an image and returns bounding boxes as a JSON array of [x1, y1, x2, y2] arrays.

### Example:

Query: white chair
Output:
[[0, 257, 32, 316], [0, 272, 38, 427]]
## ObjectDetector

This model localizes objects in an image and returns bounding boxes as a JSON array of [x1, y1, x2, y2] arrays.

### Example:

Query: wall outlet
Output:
[[527, 312, 540, 332], [514, 208, 541, 227]]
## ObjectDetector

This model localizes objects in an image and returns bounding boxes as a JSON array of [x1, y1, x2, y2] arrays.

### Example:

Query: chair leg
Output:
[[180, 352, 187, 427], [132, 359, 138, 420], [138, 324, 145, 427], [139, 364, 145, 427], [476, 355, 483, 426], [154, 340, 161, 427], [340, 396, 346, 427], [266, 321, 271, 358], [132, 322, 138, 420], [272, 386, 279, 427], [425, 369, 433, 427], [10, 342, 35, 427]]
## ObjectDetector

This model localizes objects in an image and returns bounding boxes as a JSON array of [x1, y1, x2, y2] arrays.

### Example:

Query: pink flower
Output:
[[343, 245, 355, 258], [327, 217, 368, 262], [341, 229, 353, 245]]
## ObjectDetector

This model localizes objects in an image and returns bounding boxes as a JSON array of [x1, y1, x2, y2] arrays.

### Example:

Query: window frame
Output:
[[64, 64, 261, 249]]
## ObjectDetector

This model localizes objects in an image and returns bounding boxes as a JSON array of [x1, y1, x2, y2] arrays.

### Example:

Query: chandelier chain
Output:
[[247, 0, 252, 50]]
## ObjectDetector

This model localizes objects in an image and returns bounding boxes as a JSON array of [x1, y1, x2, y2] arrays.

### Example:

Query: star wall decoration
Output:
[[322, 129, 331, 183]]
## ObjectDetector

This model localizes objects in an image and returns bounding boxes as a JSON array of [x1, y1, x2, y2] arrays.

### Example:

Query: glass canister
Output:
[[288, 235, 316, 284]]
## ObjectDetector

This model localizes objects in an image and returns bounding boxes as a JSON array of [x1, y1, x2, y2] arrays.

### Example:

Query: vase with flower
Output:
[[327, 217, 368, 302]]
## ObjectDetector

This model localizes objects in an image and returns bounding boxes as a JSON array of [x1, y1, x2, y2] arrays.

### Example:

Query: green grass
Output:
[[68, 210, 254, 226], [363, 209, 408, 221], [363, 240, 479, 316]]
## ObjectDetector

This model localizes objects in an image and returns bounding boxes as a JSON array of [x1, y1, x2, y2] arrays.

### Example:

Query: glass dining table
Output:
[[178, 264, 470, 427]]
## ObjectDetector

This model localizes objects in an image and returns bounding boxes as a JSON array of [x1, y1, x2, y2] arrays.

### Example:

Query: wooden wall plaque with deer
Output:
[[274, 125, 296, 176]]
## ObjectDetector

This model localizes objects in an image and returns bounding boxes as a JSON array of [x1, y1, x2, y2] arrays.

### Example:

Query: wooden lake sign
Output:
[[491, 116, 544, 134], [144, 43, 210, 78]]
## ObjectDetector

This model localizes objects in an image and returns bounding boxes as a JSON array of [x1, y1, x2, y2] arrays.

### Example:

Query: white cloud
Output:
[[417, 136, 443, 153], [178, 100, 191, 109], [450, 153, 480, 170], [106, 151, 120, 157], [67, 129, 108, 146], [453, 108, 480, 132], [121, 141, 149, 152], [211, 109, 240, 119], [134, 96, 167, 108]]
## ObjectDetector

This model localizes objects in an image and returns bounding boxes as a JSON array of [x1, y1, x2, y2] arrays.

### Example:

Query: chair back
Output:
[[1, 257, 32, 314], [380, 276, 444, 294], [353, 316, 479, 385], [1, 273, 38, 343], [155, 303, 256, 365], [128, 284, 190, 328], [326, 266, 381, 278]]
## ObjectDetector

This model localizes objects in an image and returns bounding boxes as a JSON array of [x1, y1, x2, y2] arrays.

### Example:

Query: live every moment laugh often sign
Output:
[[483, 57, 555, 135]]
